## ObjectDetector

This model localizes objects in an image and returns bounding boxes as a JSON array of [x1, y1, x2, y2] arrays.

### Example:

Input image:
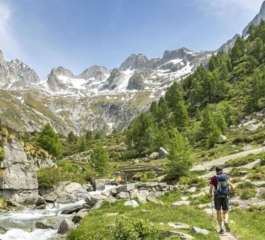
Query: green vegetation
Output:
[[91, 142, 110, 175], [36, 123, 62, 157], [0, 196, 7, 209], [232, 207, 265, 240], [223, 154, 257, 167], [234, 181, 257, 200], [67, 195, 220, 240]]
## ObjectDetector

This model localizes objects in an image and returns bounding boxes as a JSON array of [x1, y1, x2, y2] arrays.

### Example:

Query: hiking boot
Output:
[[224, 221, 231, 232], [219, 229, 225, 234]]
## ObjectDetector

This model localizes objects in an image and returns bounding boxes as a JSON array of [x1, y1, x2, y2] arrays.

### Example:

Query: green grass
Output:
[[67, 192, 220, 240], [232, 207, 265, 240], [223, 154, 258, 168]]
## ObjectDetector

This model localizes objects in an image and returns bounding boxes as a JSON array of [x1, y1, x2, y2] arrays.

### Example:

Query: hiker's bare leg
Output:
[[223, 210, 228, 222], [217, 210, 222, 228]]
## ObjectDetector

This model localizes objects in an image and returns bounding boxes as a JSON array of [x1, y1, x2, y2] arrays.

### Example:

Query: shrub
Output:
[[0, 127, 8, 137], [0, 196, 7, 209], [0, 147, 5, 161], [109, 218, 158, 240], [7, 134, 15, 142], [234, 181, 257, 200]]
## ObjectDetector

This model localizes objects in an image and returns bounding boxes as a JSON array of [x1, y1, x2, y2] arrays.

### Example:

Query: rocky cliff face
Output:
[[242, 1, 265, 36], [0, 135, 55, 203], [0, 138, 39, 203]]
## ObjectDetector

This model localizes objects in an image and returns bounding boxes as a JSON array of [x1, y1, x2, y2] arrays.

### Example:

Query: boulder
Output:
[[35, 219, 60, 229], [101, 190, 112, 197], [61, 205, 83, 214], [146, 196, 164, 205], [187, 187, 196, 193], [92, 200, 104, 209], [190, 227, 209, 235], [219, 135, 227, 141], [149, 152, 158, 159], [57, 219, 75, 234], [93, 179, 105, 191], [116, 192, 130, 199], [168, 222, 190, 229], [124, 200, 139, 208], [0, 226, 6, 234], [171, 201, 190, 207], [129, 189, 138, 199], [55, 181, 87, 203], [35, 196, 47, 206], [72, 209, 89, 223], [136, 190, 149, 203], [246, 124, 259, 132], [241, 145, 252, 151], [116, 184, 135, 193], [85, 193, 107, 206], [158, 147, 168, 159], [39, 188, 58, 203], [168, 231, 193, 239], [0, 139, 39, 203], [82, 183, 93, 192]]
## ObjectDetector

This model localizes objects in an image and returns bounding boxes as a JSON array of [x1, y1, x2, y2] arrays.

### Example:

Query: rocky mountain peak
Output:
[[79, 65, 110, 80], [101, 68, 125, 90], [119, 53, 148, 71], [55, 66, 74, 78], [242, 1, 265, 36], [218, 34, 240, 52]]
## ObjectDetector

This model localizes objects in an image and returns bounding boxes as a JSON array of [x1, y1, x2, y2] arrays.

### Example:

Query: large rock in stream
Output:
[[39, 181, 87, 203], [0, 139, 39, 203]]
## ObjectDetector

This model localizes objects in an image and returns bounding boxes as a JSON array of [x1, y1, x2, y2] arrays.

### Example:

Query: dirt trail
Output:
[[219, 232, 238, 240], [191, 146, 265, 171]]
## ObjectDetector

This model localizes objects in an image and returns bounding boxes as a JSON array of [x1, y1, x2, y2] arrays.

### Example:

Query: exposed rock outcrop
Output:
[[0, 139, 39, 204]]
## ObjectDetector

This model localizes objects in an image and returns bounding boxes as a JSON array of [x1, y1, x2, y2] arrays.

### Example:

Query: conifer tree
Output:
[[86, 130, 93, 142], [91, 143, 109, 174], [67, 131, 77, 143], [79, 138, 87, 152], [36, 123, 62, 157], [172, 101, 189, 129], [214, 112, 227, 134], [166, 128, 192, 180]]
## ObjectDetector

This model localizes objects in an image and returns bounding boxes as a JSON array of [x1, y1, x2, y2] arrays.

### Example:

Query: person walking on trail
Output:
[[209, 166, 234, 234]]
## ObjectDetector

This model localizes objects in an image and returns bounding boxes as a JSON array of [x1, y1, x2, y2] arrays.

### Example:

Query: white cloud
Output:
[[0, 1, 21, 60], [198, 0, 264, 28]]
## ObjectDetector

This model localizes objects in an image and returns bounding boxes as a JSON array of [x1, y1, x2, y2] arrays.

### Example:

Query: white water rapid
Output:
[[0, 185, 117, 240]]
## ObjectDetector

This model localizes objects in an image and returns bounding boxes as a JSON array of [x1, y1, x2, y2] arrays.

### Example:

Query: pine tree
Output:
[[86, 130, 94, 142], [91, 143, 109, 174], [214, 112, 227, 134], [36, 123, 62, 157], [79, 138, 87, 152], [166, 128, 192, 181], [165, 82, 183, 111], [200, 107, 221, 146], [150, 101, 158, 118], [67, 131, 77, 143], [172, 101, 189, 129]]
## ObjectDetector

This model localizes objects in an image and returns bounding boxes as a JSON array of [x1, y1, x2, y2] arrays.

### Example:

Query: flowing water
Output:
[[0, 185, 116, 240]]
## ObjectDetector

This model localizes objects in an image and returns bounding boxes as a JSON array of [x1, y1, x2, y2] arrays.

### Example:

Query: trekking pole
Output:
[[211, 198, 215, 229]]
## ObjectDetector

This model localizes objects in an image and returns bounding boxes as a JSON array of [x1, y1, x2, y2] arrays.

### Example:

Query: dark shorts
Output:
[[214, 197, 229, 211]]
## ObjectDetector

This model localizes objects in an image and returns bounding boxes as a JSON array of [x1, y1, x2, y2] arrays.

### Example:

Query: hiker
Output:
[[209, 166, 234, 234]]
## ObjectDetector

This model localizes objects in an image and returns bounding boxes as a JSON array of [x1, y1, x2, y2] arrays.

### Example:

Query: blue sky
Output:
[[0, 0, 264, 79]]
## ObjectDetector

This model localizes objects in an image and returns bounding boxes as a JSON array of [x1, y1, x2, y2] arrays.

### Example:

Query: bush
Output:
[[0, 196, 7, 209], [7, 134, 15, 142], [0, 127, 8, 137], [0, 147, 5, 161], [234, 181, 257, 200], [109, 218, 158, 240]]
